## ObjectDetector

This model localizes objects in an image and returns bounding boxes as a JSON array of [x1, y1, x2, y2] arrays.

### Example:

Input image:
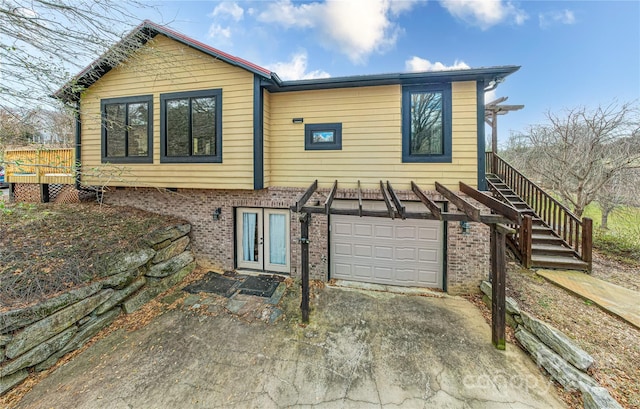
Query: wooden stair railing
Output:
[[485, 152, 592, 270]]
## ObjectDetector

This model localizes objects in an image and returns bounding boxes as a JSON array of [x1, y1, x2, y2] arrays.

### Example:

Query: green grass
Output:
[[582, 203, 640, 264]]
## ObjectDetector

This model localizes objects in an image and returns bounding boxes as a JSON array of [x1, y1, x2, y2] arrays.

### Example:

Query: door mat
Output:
[[238, 276, 281, 298], [183, 272, 239, 297]]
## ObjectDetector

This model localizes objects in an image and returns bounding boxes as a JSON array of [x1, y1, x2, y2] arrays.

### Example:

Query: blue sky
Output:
[[133, 0, 639, 147]]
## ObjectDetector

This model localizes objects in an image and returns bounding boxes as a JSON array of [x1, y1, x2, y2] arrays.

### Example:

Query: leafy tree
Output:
[[506, 102, 640, 217]]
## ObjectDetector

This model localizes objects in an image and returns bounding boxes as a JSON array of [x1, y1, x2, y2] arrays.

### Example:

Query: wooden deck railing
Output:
[[3, 148, 75, 185], [485, 151, 592, 268]]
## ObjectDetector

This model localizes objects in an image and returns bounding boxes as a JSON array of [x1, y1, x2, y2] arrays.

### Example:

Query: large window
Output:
[[101, 95, 153, 163], [402, 84, 451, 163], [160, 89, 222, 163]]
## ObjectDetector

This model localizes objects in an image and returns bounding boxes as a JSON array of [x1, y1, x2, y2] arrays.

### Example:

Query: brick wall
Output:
[[104, 187, 329, 280], [104, 187, 489, 292], [446, 222, 490, 295]]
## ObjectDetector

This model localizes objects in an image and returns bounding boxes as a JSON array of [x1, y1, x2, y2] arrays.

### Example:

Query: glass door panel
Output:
[[265, 209, 290, 273], [236, 208, 263, 269], [236, 208, 289, 273]]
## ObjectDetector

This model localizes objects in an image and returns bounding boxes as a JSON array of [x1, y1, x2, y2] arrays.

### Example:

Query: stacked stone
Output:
[[480, 281, 622, 409], [0, 224, 195, 395]]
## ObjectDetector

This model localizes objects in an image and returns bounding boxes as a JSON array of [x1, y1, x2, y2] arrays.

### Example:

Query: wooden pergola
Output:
[[291, 180, 521, 350], [485, 97, 524, 153]]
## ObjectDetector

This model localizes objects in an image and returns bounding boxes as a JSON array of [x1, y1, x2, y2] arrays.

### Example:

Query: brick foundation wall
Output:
[[104, 187, 490, 293], [446, 221, 490, 295], [104, 187, 330, 281]]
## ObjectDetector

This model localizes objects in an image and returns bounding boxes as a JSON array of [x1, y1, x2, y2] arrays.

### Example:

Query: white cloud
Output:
[[485, 89, 497, 104], [258, 0, 419, 64], [405, 56, 470, 72], [211, 2, 244, 21], [209, 24, 232, 40], [439, 0, 527, 30], [539, 9, 576, 28], [267, 52, 331, 80]]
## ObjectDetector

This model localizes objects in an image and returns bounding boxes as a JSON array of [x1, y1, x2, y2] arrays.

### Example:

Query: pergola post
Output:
[[300, 212, 311, 323], [491, 223, 513, 350]]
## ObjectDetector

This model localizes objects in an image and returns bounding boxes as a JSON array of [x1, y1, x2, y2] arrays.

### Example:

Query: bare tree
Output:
[[0, 106, 74, 150], [0, 107, 40, 148], [0, 0, 150, 111], [508, 102, 640, 217], [595, 168, 640, 229]]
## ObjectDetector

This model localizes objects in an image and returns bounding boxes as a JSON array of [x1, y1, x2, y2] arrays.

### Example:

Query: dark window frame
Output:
[[304, 123, 342, 151], [160, 89, 223, 163], [101, 95, 153, 164], [402, 84, 452, 163]]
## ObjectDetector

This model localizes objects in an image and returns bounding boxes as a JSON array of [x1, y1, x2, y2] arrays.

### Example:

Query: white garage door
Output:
[[331, 215, 443, 288]]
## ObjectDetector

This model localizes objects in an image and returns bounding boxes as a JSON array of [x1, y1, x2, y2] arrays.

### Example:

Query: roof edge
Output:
[[53, 20, 273, 102], [265, 66, 520, 93]]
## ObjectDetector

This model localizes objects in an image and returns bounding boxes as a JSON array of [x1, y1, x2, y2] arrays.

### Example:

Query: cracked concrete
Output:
[[15, 286, 565, 408]]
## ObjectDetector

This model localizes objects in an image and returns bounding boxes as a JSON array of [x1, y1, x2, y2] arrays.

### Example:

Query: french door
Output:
[[236, 208, 290, 273]]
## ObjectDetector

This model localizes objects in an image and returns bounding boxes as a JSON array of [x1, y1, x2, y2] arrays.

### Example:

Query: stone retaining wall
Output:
[[0, 223, 196, 395], [480, 281, 622, 409]]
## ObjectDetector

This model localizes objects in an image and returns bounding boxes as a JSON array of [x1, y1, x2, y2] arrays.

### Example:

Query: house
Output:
[[53, 20, 522, 295]]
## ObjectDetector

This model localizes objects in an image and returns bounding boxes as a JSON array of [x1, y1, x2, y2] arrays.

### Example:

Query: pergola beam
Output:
[[294, 179, 318, 212], [411, 181, 442, 220], [299, 205, 509, 223], [386, 181, 406, 219], [357, 180, 363, 217], [324, 180, 338, 215], [459, 182, 521, 223], [379, 181, 395, 219], [435, 182, 481, 222]]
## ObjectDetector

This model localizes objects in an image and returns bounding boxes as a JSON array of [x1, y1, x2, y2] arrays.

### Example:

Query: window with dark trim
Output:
[[101, 95, 153, 163], [160, 89, 222, 163], [305, 123, 342, 150], [402, 84, 452, 163]]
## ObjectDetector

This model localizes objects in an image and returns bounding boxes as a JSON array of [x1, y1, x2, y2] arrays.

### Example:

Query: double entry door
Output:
[[236, 208, 290, 273]]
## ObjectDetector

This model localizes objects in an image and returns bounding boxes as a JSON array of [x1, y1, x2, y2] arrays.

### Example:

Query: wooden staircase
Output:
[[486, 174, 588, 270], [484, 152, 592, 272]]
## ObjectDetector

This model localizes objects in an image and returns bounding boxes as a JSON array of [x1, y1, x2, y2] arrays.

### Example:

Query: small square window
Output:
[[305, 123, 342, 150]]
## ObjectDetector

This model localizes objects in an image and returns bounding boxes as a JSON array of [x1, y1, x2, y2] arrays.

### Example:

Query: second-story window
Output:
[[101, 95, 153, 163], [160, 89, 223, 163]]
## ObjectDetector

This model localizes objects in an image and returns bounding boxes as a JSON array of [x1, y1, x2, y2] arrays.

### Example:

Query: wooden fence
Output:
[[3, 148, 75, 185]]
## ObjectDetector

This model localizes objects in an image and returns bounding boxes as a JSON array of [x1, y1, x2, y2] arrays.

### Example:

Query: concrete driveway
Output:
[[15, 286, 565, 408]]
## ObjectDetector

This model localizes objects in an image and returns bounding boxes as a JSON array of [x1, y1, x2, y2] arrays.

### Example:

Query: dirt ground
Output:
[[471, 252, 640, 409]]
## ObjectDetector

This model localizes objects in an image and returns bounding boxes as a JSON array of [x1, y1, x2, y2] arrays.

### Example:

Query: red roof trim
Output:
[[142, 20, 272, 76]]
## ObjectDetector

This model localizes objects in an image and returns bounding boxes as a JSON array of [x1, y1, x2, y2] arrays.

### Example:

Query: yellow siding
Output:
[[268, 81, 479, 191], [80, 34, 255, 189], [263, 89, 271, 187]]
